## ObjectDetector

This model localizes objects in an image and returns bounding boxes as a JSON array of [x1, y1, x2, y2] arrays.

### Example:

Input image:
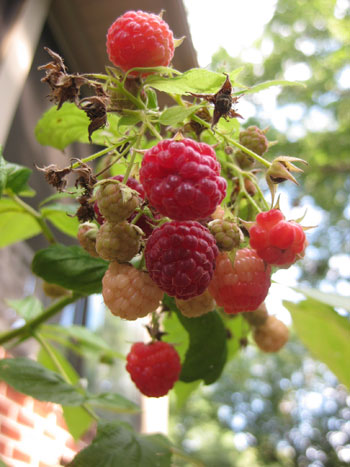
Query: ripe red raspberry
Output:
[[249, 209, 307, 266], [208, 249, 271, 314], [175, 289, 215, 318], [140, 138, 227, 221], [253, 315, 289, 352], [106, 11, 174, 74], [126, 341, 181, 397], [145, 221, 219, 300], [102, 262, 164, 320], [96, 221, 141, 262], [95, 180, 141, 224], [77, 222, 99, 257]]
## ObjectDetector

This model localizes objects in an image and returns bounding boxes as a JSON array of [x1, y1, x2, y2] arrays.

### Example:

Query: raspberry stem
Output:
[[10, 194, 56, 245], [34, 331, 99, 421], [0, 293, 81, 346], [123, 124, 146, 184], [71, 141, 132, 170]]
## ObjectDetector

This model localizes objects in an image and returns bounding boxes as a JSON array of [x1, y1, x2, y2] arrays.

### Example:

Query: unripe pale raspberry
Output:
[[126, 341, 181, 397], [209, 219, 242, 251], [140, 138, 227, 221], [235, 126, 269, 169], [145, 221, 219, 300], [176, 289, 216, 318], [77, 222, 99, 257], [96, 221, 141, 262], [102, 262, 164, 320], [106, 11, 175, 74], [211, 205, 225, 220], [243, 302, 268, 326], [253, 315, 289, 352], [42, 281, 70, 299], [96, 180, 141, 224], [208, 249, 271, 314]]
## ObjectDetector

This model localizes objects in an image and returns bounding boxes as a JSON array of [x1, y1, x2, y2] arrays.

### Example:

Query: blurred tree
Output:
[[170, 336, 350, 466], [210, 0, 350, 285]]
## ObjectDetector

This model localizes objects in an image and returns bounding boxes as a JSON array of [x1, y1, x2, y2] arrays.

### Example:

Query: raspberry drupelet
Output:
[[106, 11, 175, 74], [126, 341, 181, 397], [145, 221, 219, 300], [208, 249, 271, 314], [140, 138, 227, 221]]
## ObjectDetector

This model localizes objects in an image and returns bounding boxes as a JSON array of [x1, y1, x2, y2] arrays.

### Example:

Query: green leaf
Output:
[[235, 79, 306, 96], [223, 314, 249, 361], [163, 296, 227, 384], [117, 114, 142, 129], [41, 203, 80, 238], [87, 393, 139, 414], [6, 296, 43, 321], [63, 406, 94, 441], [3, 162, 32, 195], [42, 324, 124, 360], [32, 245, 109, 294], [146, 69, 229, 95], [0, 358, 86, 405], [145, 88, 158, 109], [173, 380, 201, 409], [0, 459, 7, 467], [159, 105, 202, 126], [69, 421, 172, 467], [0, 198, 41, 247], [285, 299, 350, 388], [0, 148, 7, 198], [37, 343, 93, 440], [292, 286, 350, 311], [35, 103, 120, 150]]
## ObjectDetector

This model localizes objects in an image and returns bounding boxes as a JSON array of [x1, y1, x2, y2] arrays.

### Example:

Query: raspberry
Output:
[[253, 315, 289, 352], [94, 176, 155, 237], [208, 249, 271, 314], [175, 289, 216, 318], [208, 219, 242, 251], [96, 221, 141, 262], [243, 301, 268, 326], [42, 281, 69, 298], [249, 209, 307, 266], [95, 180, 141, 224], [106, 11, 174, 74], [102, 262, 164, 320], [139, 138, 227, 221], [236, 126, 269, 169], [145, 221, 219, 300], [77, 222, 99, 257], [126, 341, 181, 397]]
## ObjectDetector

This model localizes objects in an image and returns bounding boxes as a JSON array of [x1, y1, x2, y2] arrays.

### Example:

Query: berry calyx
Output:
[[126, 341, 181, 397], [208, 249, 271, 314], [106, 11, 175, 74], [249, 209, 307, 266], [253, 315, 289, 352], [140, 138, 227, 221], [102, 262, 164, 320], [145, 221, 219, 300]]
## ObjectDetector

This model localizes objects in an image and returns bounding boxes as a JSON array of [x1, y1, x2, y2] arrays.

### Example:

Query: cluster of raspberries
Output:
[[76, 10, 307, 398]]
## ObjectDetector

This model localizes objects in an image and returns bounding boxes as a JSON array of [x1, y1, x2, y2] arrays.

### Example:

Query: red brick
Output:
[[0, 397, 12, 417], [33, 400, 52, 418], [17, 409, 35, 428], [0, 420, 21, 441], [0, 439, 7, 455], [6, 385, 27, 405], [56, 414, 68, 430], [13, 447, 31, 463]]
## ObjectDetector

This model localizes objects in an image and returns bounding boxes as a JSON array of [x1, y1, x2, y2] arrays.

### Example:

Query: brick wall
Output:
[[0, 347, 88, 467]]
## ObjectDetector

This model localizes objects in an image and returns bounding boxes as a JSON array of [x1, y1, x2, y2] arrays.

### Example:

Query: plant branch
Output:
[[0, 293, 81, 346]]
